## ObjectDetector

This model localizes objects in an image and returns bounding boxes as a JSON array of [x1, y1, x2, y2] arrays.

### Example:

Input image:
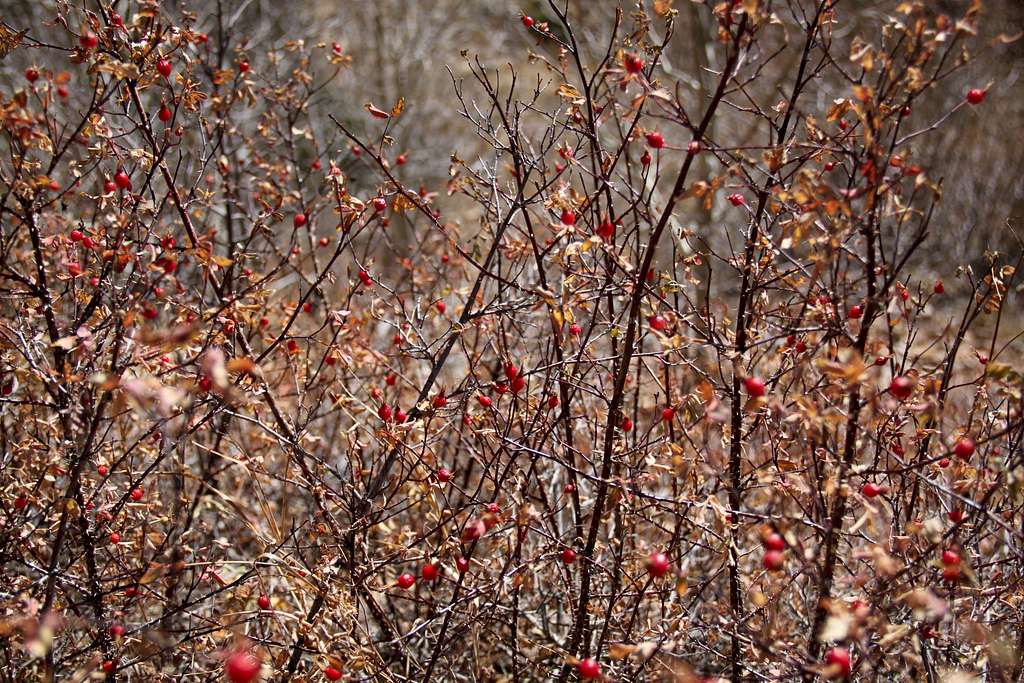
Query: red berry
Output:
[[624, 54, 644, 74], [224, 649, 261, 683], [577, 658, 601, 679], [323, 667, 342, 681], [953, 437, 975, 459], [641, 150, 652, 166], [646, 551, 670, 577], [433, 393, 447, 409], [848, 304, 862, 319], [661, 407, 675, 422], [728, 193, 745, 206], [421, 562, 439, 581], [743, 376, 766, 397], [25, 68, 39, 82], [13, 495, 28, 510], [648, 315, 668, 331], [239, 61, 250, 73], [966, 88, 986, 105], [861, 483, 882, 498], [570, 323, 583, 335], [114, 170, 132, 190], [396, 153, 407, 165], [890, 375, 915, 400], [257, 595, 270, 610], [560, 548, 577, 564], [397, 572, 415, 589], [560, 209, 576, 225], [942, 565, 961, 582], [80, 31, 98, 49], [763, 550, 785, 571], [645, 131, 665, 149], [825, 647, 851, 676], [97, 465, 109, 476], [293, 213, 307, 229], [510, 376, 526, 394], [455, 556, 470, 573], [621, 417, 633, 432], [547, 395, 559, 409], [436, 467, 451, 483], [372, 197, 387, 212], [130, 487, 143, 501], [763, 533, 785, 552], [102, 660, 115, 673], [934, 280, 944, 294], [156, 58, 172, 78], [596, 219, 614, 239], [435, 301, 446, 314], [941, 550, 960, 566], [521, 15, 535, 28], [70, 229, 84, 242], [377, 404, 392, 422], [104, 180, 117, 193], [948, 509, 965, 523], [109, 623, 125, 638]]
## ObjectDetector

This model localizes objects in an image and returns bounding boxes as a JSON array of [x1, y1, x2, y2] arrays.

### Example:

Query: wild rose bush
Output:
[[1, 1, 1022, 681]]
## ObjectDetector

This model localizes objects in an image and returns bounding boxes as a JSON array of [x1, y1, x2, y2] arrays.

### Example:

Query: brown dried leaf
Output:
[[0, 25, 27, 59], [227, 356, 258, 376], [608, 643, 637, 660], [390, 97, 406, 118], [365, 103, 390, 119]]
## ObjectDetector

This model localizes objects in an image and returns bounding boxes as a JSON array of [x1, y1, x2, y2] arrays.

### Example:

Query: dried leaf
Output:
[[608, 643, 637, 660], [819, 613, 852, 642], [365, 103, 390, 119], [390, 96, 406, 118]]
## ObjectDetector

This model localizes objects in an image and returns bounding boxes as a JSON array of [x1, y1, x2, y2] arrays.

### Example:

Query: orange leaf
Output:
[[390, 97, 406, 118]]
